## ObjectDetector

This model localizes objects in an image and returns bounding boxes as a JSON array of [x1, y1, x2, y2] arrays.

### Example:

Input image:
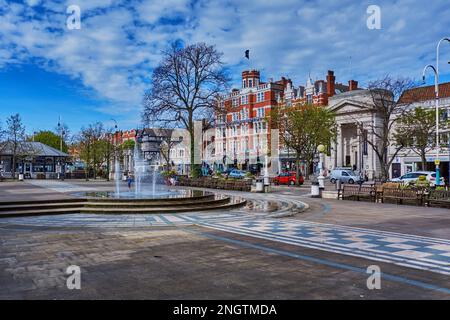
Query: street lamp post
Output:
[[57, 117, 66, 180], [317, 144, 326, 190], [422, 37, 450, 187]]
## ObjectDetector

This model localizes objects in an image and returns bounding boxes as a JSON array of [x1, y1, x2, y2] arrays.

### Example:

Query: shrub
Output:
[[161, 170, 177, 178], [245, 172, 255, 179]]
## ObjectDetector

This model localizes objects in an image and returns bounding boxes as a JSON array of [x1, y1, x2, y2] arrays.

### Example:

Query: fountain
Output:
[[114, 156, 121, 198], [152, 164, 158, 195], [133, 142, 144, 196]]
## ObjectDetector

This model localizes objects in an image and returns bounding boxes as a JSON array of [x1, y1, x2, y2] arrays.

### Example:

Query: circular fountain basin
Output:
[[73, 189, 209, 200]]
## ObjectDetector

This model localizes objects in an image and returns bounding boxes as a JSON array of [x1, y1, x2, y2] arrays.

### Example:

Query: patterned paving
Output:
[[0, 211, 262, 228], [200, 218, 450, 275], [4, 181, 450, 276]]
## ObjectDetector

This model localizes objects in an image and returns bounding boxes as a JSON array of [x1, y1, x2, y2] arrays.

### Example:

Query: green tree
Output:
[[31, 130, 68, 153], [395, 107, 444, 171], [272, 104, 337, 183], [121, 139, 135, 151]]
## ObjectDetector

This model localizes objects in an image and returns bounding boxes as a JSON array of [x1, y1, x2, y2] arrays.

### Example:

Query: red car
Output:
[[273, 171, 304, 185]]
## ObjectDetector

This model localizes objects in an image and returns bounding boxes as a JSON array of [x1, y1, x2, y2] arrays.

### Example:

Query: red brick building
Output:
[[214, 69, 358, 171], [214, 70, 289, 170]]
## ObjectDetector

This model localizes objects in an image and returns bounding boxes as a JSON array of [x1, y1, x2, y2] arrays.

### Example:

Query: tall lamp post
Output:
[[422, 37, 450, 186], [57, 117, 65, 180]]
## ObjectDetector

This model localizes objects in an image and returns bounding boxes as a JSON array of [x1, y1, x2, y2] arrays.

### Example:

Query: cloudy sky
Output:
[[0, 0, 450, 134]]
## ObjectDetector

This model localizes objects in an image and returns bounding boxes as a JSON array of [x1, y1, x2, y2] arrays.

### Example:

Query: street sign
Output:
[[435, 159, 441, 165]]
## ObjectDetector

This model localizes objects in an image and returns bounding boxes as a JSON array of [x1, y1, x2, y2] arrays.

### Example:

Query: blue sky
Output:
[[1, 0, 450, 134]]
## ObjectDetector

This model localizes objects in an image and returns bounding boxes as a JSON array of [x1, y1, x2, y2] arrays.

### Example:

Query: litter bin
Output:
[[255, 178, 264, 192], [18, 174, 24, 181], [311, 181, 320, 198]]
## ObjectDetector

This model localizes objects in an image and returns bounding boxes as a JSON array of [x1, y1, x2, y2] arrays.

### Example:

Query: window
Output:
[[256, 108, 265, 118], [307, 95, 312, 104], [249, 79, 253, 87], [256, 92, 265, 102], [240, 95, 248, 105], [241, 108, 248, 120], [232, 98, 238, 107]]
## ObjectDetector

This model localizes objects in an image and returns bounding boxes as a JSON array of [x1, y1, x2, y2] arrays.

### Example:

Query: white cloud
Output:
[[0, 0, 449, 123]]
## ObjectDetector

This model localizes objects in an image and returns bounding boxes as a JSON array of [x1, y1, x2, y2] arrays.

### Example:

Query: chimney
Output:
[[326, 70, 335, 97], [348, 80, 358, 91]]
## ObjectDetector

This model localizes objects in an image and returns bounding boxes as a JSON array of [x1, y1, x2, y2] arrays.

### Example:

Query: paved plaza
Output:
[[0, 180, 449, 299]]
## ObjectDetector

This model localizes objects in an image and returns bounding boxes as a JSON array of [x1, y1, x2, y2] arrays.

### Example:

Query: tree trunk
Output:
[[12, 155, 16, 179], [106, 156, 110, 181], [189, 129, 197, 177], [421, 152, 427, 171], [295, 156, 301, 186]]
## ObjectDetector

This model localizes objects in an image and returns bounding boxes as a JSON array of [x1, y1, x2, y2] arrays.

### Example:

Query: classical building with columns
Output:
[[325, 89, 382, 180], [325, 82, 450, 181]]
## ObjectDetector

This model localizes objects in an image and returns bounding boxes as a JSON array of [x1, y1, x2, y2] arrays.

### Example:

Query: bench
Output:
[[340, 185, 375, 202], [427, 190, 450, 208], [382, 188, 423, 206]]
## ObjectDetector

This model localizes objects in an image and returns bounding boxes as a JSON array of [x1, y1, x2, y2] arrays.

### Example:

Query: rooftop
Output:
[[0, 142, 69, 157], [398, 82, 450, 104]]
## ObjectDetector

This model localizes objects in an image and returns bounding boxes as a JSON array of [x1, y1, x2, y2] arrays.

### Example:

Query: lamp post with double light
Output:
[[422, 37, 450, 186]]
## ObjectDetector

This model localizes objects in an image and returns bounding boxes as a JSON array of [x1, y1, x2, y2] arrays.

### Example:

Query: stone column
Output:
[[336, 124, 343, 167]]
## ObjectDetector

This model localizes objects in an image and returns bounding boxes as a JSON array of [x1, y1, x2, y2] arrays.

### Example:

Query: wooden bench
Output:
[[225, 180, 235, 190], [216, 180, 225, 189], [340, 185, 375, 202], [427, 190, 450, 208], [382, 188, 423, 206]]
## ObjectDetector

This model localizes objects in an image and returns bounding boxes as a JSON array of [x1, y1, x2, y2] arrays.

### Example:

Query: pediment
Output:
[[328, 99, 375, 115]]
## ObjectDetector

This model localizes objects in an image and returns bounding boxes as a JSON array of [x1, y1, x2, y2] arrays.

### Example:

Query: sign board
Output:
[[435, 159, 441, 165]]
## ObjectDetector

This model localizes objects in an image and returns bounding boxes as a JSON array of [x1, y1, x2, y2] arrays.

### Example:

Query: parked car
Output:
[[329, 169, 363, 184], [273, 171, 304, 185], [228, 169, 247, 179], [390, 171, 444, 186]]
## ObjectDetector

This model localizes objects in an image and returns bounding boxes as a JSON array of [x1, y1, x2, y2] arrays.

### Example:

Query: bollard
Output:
[[336, 179, 342, 191]]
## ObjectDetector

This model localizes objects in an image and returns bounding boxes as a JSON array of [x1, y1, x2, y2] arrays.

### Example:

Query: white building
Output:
[[325, 82, 450, 181]]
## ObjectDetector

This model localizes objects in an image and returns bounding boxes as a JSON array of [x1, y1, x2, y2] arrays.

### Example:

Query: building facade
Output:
[[323, 82, 450, 181], [0, 142, 69, 179], [214, 70, 289, 171]]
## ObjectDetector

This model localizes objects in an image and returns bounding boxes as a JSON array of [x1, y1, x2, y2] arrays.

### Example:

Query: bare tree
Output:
[[364, 76, 416, 181], [142, 42, 229, 176], [6, 114, 26, 178], [158, 129, 178, 170]]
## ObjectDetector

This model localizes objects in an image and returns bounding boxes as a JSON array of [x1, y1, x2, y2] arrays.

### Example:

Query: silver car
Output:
[[329, 169, 362, 184], [390, 171, 444, 186]]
